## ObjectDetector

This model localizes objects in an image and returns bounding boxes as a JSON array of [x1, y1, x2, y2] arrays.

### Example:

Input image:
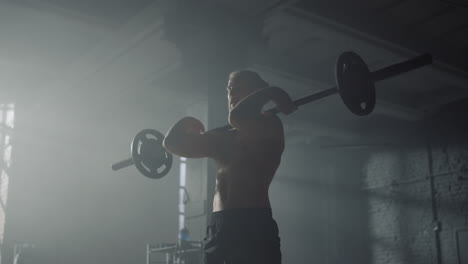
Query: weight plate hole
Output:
[[157, 164, 166, 173]]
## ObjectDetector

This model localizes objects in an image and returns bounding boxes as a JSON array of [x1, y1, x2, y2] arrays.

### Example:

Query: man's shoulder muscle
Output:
[[236, 113, 284, 144]]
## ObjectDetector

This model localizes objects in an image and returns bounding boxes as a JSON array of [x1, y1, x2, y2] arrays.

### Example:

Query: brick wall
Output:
[[272, 97, 468, 264], [363, 98, 468, 264], [364, 146, 436, 264]]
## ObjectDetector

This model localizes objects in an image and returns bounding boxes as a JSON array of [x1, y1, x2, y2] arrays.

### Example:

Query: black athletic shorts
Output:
[[203, 208, 281, 264]]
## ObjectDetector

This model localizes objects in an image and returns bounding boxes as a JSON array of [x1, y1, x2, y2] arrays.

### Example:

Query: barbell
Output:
[[111, 51, 432, 179]]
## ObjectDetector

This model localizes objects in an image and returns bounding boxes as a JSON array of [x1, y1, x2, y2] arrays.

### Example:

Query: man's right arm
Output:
[[163, 117, 220, 158]]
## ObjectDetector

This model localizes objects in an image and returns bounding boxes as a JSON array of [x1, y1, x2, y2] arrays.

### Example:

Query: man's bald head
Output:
[[228, 70, 269, 91]]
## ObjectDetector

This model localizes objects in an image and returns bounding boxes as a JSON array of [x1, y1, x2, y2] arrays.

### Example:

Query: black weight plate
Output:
[[131, 129, 173, 179], [336, 51, 376, 116]]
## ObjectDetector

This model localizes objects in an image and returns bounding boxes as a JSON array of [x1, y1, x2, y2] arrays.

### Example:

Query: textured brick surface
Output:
[[363, 99, 468, 264]]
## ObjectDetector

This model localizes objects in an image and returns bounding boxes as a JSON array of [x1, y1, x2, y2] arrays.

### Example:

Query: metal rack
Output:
[[146, 241, 203, 264]]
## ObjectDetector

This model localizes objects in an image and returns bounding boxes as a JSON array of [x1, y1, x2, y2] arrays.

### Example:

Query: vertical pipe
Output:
[[426, 121, 443, 264], [146, 244, 150, 264]]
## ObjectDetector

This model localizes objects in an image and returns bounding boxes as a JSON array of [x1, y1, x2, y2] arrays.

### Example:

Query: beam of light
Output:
[[0, 103, 14, 244], [178, 157, 187, 234]]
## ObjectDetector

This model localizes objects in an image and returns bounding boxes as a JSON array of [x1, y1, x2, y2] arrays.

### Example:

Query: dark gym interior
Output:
[[0, 0, 467, 263]]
